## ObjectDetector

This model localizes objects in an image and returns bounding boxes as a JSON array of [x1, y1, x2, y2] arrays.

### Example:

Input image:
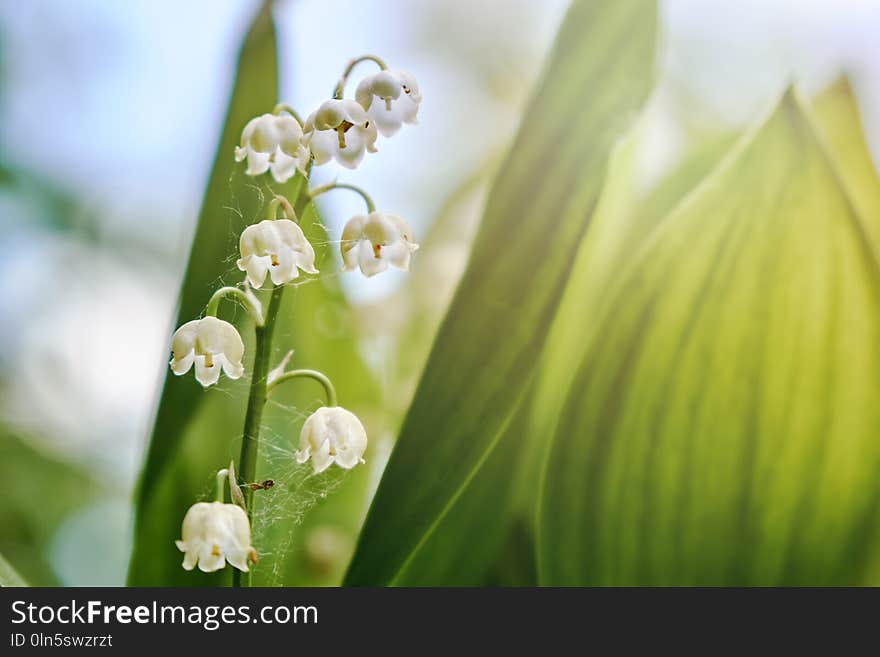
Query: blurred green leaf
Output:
[[0, 551, 28, 587], [0, 432, 100, 586], [128, 3, 378, 586], [345, 0, 658, 585], [539, 90, 880, 585]]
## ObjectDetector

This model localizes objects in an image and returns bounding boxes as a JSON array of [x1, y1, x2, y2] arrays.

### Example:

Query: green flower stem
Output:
[[231, 179, 311, 588], [307, 182, 376, 213], [272, 103, 304, 126], [267, 196, 281, 218], [267, 194, 297, 222], [205, 286, 264, 327], [267, 368, 338, 406], [334, 54, 388, 99], [215, 468, 229, 503], [232, 283, 284, 588]]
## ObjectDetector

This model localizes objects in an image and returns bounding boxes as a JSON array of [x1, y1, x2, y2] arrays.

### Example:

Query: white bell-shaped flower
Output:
[[341, 211, 419, 277], [175, 502, 257, 573], [235, 113, 310, 183], [170, 316, 245, 387], [296, 406, 367, 474], [237, 219, 318, 288], [355, 70, 421, 137], [302, 99, 378, 169]]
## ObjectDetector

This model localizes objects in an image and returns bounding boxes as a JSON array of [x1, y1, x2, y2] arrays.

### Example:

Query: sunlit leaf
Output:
[[345, 0, 658, 585], [525, 120, 737, 501], [539, 90, 880, 585]]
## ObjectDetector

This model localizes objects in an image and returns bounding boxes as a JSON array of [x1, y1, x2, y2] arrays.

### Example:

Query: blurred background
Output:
[[0, 0, 878, 585]]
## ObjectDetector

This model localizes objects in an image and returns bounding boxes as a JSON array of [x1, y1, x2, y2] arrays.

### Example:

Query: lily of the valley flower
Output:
[[175, 502, 257, 573], [355, 70, 421, 137], [237, 219, 318, 288], [341, 211, 419, 277], [170, 316, 245, 387], [302, 99, 377, 169], [235, 113, 310, 183], [296, 406, 367, 474]]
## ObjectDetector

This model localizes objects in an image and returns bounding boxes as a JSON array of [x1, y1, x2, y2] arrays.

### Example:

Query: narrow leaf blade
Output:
[[345, 0, 658, 585]]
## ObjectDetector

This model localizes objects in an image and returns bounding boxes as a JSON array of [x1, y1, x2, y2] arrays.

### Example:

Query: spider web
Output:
[[200, 169, 353, 586]]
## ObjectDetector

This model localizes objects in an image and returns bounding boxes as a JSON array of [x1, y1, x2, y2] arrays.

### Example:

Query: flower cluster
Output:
[[170, 54, 421, 578], [237, 68, 420, 179]]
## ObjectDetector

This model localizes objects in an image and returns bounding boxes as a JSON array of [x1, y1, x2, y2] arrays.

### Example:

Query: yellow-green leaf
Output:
[[539, 90, 880, 585]]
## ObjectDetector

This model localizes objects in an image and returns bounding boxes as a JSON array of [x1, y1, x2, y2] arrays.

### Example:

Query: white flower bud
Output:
[[175, 502, 257, 573], [234, 113, 310, 183], [302, 99, 378, 169], [355, 70, 421, 137], [295, 406, 367, 474], [236, 219, 318, 289], [341, 211, 419, 277], [170, 316, 245, 387]]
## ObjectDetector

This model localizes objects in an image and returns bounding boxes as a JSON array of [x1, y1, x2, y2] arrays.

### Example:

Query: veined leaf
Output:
[[539, 90, 880, 585], [345, 0, 658, 585], [526, 120, 737, 503]]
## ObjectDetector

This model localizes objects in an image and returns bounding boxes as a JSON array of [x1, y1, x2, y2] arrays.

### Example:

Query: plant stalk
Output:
[[231, 176, 312, 588], [232, 283, 284, 588]]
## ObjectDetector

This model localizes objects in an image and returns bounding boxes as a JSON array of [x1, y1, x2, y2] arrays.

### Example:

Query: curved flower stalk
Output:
[[355, 70, 421, 137], [170, 316, 245, 387], [235, 111, 310, 182], [237, 218, 318, 288], [302, 99, 378, 168], [307, 181, 419, 277], [341, 212, 419, 277], [265, 364, 368, 474]]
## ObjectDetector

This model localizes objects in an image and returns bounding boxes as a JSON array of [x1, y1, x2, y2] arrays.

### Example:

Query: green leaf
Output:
[[0, 551, 28, 587], [345, 0, 659, 585], [526, 121, 737, 502], [538, 90, 880, 585]]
